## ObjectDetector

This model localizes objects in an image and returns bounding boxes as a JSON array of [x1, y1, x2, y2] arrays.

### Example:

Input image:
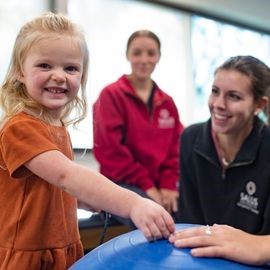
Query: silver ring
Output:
[[205, 225, 211, 236]]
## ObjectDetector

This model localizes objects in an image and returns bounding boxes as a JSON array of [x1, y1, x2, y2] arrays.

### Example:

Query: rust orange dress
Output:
[[0, 113, 83, 270]]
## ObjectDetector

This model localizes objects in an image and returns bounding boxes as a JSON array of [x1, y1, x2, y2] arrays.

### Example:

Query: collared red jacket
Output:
[[93, 75, 184, 191], [178, 118, 270, 234]]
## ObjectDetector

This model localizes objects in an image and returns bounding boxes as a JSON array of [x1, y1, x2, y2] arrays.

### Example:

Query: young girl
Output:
[[93, 30, 184, 227], [0, 13, 175, 269]]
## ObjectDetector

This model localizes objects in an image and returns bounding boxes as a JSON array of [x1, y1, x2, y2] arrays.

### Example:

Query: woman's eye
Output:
[[228, 93, 241, 101], [132, 51, 141, 57], [211, 88, 219, 95], [147, 50, 158, 57]]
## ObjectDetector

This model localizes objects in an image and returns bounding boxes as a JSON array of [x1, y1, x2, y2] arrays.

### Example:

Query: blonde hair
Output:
[[0, 12, 89, 126]]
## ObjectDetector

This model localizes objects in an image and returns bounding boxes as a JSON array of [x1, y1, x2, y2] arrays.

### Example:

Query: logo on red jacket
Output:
[[158, 109, 175, 129]]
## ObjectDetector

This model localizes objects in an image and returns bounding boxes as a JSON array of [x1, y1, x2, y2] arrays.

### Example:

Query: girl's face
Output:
[[19, 35, 84, 120], [126, 36, 160, 81], [209, 69, 264, 136]]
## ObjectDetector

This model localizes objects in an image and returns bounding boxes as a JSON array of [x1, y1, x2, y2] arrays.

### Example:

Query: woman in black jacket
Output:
[[170, 55, 270, 266]]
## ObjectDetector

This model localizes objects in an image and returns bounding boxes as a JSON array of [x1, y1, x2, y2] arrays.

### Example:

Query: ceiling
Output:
[[151, 0, 270, 34]]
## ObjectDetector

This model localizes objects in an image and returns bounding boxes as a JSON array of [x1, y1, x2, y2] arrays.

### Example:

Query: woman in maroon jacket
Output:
[[93, 30, 184, 227]]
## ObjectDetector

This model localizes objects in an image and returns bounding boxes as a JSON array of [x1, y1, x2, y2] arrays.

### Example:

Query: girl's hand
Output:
[[130, 197, 175, 241], [169, 224, 270, 266]]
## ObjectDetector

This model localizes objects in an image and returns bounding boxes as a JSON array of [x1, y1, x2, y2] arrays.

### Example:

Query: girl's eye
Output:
[[38, 63, 50, 69], [65, 66, 79, 72]]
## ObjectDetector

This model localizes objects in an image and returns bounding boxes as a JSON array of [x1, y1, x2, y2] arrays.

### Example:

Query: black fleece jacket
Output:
[[178, 118, 270, 234]]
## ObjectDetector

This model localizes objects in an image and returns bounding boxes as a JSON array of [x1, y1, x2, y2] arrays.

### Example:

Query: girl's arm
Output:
[[169, 224, 270, 266], [25, 150, 175, 240]]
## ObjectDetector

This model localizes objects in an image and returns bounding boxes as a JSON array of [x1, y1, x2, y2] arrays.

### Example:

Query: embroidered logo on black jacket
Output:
[[237, 181, 259, 214]]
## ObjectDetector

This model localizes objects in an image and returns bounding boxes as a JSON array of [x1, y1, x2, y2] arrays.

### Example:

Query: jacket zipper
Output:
[[221, 161, 253, 180], [197, 151, 253, 180]]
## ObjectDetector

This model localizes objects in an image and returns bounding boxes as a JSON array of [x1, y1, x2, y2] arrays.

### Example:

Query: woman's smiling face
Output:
[[126, 36, 160, 81], [208, 69, 259, 136]]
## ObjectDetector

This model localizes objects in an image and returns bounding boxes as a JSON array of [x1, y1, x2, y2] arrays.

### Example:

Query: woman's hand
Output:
[[146, 187, 163, 205], [169, 224, 270, 266], [160, 189, 179, 214]]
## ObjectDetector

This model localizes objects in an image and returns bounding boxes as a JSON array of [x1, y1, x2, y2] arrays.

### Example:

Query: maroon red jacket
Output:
[[93, 75, 184, 191]]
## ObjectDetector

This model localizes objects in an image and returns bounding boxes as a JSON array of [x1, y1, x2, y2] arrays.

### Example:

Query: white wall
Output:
[[157, 0, 270, 33]]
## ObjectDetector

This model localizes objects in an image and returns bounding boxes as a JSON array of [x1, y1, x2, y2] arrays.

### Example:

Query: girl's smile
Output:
[[18, 35, 84, 120]]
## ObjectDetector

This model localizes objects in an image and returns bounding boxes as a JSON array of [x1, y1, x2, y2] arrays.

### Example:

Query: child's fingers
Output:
[[153, 211, 175, 239], [162, 211, 175, 234], [140, 226, 153, 242], [141, 218, 168, 241], [141, 222, 165, 242]]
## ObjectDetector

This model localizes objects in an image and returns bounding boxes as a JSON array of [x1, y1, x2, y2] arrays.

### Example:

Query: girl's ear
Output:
[[16, 72, 25, 84]]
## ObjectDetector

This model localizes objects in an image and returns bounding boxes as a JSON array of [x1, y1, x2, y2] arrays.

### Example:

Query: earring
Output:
[[254, 110, 260, 116]]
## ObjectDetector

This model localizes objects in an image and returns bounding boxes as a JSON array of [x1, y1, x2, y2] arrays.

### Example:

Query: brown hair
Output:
[[126, 30, 161, 55]]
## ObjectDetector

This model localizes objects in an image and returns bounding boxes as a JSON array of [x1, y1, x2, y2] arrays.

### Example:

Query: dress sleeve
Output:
[[0, 116, 59, 178]]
